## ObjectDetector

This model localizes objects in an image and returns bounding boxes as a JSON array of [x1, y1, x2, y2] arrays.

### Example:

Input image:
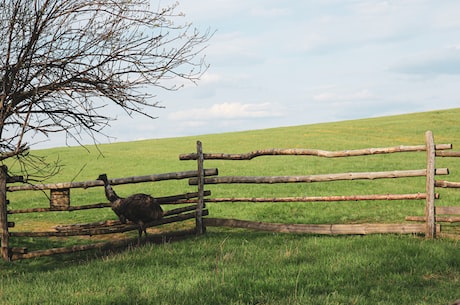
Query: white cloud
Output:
[[169, 102, 283, 121], [200, 72, 222, 84]]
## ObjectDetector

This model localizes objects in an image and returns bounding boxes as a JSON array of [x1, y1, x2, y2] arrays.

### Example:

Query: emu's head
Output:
[[97, 173, 108, 181]]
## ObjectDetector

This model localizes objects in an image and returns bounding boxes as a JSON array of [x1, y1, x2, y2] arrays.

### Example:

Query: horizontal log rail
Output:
[[435, 206, 460, 214], [7, 169, 218, 192], [204, 218, 439, 235], [436, 151, 460, 157], [155, 190, 211, 204], [8, 203, 110, 214], [204, 193, 437, 203], [406, 216, 460, 223], [10, 228, 197, 261], [10, 209, 208, 237], [435, 180, 460, 188], [52, 205, 199, 232], [7, 190, 211, 214], [180, 144, 452, 160], [54, 219, 122, 232], [189, 168, 449, 185]]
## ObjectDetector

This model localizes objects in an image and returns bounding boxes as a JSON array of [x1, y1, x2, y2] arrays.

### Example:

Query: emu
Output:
[[97, 173, 163, 244]]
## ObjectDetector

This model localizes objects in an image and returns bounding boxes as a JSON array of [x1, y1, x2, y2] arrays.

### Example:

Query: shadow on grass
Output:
[[2, 228, 198, 273]]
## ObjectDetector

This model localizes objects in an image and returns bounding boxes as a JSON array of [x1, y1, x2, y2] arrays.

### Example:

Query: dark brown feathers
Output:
[[111, 193, 163, 225], [97, 174, 163, 241]]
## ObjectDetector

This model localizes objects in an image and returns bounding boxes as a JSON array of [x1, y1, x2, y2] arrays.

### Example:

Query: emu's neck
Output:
[[100, 177, 120, 202], [104, 184, 120, 202]]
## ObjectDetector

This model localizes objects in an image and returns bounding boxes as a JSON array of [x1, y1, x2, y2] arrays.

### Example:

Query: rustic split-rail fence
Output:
[[0, 169, 217, 261], [1, 130, 459, 261], [180, 131, 460, 238]]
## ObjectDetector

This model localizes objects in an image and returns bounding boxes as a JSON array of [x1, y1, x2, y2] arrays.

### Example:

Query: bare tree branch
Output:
[[0, 0, 211, 180]]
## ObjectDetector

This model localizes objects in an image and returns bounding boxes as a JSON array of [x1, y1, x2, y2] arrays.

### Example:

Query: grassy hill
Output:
[[2, 108, 460, 305], [7, 108, 460, 225]]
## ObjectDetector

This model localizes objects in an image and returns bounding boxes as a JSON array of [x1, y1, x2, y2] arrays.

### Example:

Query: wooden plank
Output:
[[189, 168, 449, 185], [0, 166, 10, 261], [155, 190, 211, 204], [203, 218, 437, 235], [11, 229, 197, 260], [10, 247, 28, 254], [7, 169, 218, 192], [425, 131, 436, 238], [179, 144, 453, 160], [54, 220, 121, 232], [195, 141, 205, 235], [10, 210, 208, 237], [406, 216, 460, 223], [206, 193, 432, 203], [53, 204, 199, 232], [435, 180, 460, 188], [8, 203, 110, 214], [436, 151, 460, 157], [8, 191, 211, 214], [436, 206, 460, 215]]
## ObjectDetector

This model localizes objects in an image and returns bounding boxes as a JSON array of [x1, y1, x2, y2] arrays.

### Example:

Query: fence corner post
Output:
[[425, 130, 436, 239], [0, 165, 10, 261], [195, 141, 205, 235]]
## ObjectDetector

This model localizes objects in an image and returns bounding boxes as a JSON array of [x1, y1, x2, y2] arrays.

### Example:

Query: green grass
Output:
[[1, 233, 460, 304], [1, 108, 460, 304]]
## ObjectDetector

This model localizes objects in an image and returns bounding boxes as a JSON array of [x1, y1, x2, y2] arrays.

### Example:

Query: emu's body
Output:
[[97, 174, 163, 243]]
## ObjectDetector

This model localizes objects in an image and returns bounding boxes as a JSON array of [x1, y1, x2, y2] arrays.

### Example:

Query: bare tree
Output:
[[0, 0, 210, 179]]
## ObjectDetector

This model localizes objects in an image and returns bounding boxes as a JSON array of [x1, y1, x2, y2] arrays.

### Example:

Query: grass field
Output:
[[1, 108, 460, 304]]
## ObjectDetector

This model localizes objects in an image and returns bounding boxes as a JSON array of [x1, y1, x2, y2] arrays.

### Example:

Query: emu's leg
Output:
[[137, 221, 147, 246], [137, 227, 142, 246], [137, 222, 144, 246]]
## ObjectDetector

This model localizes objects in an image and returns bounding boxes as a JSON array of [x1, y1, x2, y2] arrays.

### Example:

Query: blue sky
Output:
[[37, 0, 460, 148]]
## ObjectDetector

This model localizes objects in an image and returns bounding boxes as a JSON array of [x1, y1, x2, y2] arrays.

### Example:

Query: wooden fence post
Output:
[[0, 165, 10, 261], [196, 141, 205, 235], [425, 131, 436, 238]]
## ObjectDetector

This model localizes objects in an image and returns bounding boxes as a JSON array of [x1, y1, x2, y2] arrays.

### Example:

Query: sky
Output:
[[36, 0, 460, 148]]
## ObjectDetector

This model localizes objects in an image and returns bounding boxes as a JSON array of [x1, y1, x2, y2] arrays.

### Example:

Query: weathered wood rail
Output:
[[179, 144, 453, 160], [188, 169, 449, 185], [203, 218, 440, 235], [0, 168, 217, 261], [180, 131, 459, 239], [7, 169, 218, 191]]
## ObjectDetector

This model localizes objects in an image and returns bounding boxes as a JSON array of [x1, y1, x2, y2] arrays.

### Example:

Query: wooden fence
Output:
[[0, 167, 217, 261], [2, 130, 459, 261], [180, 131, 460, 238]]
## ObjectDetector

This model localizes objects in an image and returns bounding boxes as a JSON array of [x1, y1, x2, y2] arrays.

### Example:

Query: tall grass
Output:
[[1, 108, 460, 304]]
